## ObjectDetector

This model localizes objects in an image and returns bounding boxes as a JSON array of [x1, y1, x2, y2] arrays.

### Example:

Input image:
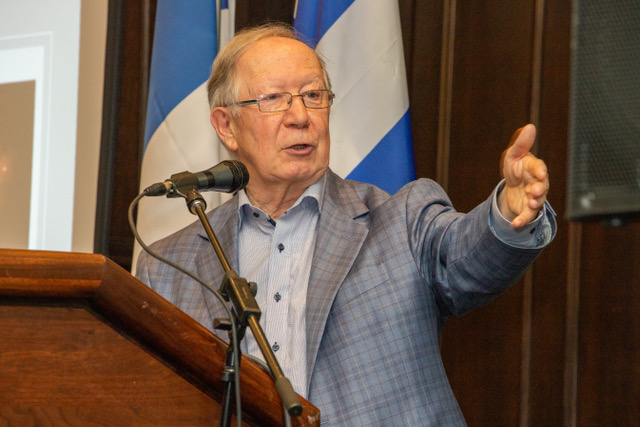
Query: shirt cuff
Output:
[[489, 180, 554, 249]]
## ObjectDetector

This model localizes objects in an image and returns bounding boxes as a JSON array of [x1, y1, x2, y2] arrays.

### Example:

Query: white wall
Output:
[[0, 0, 107, 252]]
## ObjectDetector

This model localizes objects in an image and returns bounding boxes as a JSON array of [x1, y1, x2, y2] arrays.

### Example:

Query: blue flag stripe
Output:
[[294, 0, 415, 194], [294, 0, 355, 46], [143, 0, 217, 149], [346, 111, 415, 194]]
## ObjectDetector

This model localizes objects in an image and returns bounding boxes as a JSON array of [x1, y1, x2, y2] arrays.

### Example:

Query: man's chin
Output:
[[286, 167, 327, 185]]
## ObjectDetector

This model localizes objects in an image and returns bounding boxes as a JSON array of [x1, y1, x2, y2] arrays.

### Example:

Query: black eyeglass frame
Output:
[[234, 89, 335, 113]]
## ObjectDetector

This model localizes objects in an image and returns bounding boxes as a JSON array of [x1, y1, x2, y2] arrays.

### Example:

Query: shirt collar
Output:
[[237, 173, 327, 226]]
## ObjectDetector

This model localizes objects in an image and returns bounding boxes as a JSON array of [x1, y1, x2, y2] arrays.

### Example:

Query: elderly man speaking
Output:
[[136, 23, 556, 426]]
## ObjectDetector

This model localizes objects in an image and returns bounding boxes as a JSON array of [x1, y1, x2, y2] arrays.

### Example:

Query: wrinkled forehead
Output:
[[236, 36, 325, 85]]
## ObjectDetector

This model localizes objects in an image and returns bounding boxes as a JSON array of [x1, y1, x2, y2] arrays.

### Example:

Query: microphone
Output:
[[144, 160, 249, 197]]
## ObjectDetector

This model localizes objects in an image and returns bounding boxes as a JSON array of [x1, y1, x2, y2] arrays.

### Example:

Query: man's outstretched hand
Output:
[[499, 124, 549, 228]]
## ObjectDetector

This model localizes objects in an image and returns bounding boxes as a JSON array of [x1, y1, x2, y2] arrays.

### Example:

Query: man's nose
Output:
[[290, 94, 308, 109], [284, 95, 310, 123]]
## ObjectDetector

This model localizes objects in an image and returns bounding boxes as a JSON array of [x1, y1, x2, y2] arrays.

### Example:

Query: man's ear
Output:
[[210, 107, 238, 152]]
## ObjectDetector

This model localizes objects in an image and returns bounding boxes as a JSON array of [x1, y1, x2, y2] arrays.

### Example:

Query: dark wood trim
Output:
[[436, 0, 456, 191], [529, 0, 546, 132], [94, 0, 124, 256], [564, 222, 582, 427], [519, 270, 533, 427], [520, 3, 545, 424], [139, 0, 152, 149]]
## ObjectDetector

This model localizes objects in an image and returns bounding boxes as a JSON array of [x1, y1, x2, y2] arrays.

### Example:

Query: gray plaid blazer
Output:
[[136, 169, 555, 426]]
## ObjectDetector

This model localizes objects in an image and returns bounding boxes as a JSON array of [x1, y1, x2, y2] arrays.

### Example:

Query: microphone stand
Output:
[[214, 317, 246, 427], [182, 189, 302, 424]]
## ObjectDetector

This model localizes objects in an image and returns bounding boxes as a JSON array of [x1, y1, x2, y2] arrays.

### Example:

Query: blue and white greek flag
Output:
[[133, 0, 234, 270], [294, 0, 415, 194]]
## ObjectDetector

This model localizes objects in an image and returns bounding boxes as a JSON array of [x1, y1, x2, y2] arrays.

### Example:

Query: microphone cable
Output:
[[128, 191, 243, 427]]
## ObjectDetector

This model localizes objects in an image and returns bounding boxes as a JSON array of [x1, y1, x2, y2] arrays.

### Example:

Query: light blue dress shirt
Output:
[[237, 175, 326, 397]]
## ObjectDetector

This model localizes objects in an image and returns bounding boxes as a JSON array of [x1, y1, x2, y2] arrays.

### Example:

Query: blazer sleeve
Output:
[[400, 178, 556, 316]]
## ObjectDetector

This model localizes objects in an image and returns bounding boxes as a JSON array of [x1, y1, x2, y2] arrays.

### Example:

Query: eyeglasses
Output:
[[235, 89, 335, 113]]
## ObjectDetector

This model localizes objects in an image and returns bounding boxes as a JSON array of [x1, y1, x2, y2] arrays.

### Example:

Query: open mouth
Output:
[[291, 144, 309, 150]]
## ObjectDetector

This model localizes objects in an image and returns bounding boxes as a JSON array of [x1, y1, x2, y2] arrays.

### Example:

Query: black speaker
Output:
[[566, 0, 640, 221]]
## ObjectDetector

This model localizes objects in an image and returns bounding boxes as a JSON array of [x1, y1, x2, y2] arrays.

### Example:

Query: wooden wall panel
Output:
[[447, 0, 535, 210], [400, 0, 443, 181], [577, 221, 640, 426]]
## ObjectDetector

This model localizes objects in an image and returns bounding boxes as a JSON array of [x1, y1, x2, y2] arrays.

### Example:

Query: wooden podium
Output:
[[0, 249, 320, 426]]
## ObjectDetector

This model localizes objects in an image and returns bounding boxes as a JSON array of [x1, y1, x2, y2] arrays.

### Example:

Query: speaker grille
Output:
[[567, 0, 640, 220]]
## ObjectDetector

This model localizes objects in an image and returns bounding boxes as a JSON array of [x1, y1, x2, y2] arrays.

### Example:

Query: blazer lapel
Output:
[[305, 171, 370, 387]]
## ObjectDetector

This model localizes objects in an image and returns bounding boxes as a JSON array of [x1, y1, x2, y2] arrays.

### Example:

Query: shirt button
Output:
[[277, 243, 285, 252], [272, 342, 280, 352], [274, 292, 282, 302]]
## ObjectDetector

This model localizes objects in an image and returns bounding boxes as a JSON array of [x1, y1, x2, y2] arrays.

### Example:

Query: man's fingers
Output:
[[508, 124, 536, 159], [508, 126, 525, 147], [524, 155, 548, 181], [501, 124, 536, 178], [513, 212, 535, 228]]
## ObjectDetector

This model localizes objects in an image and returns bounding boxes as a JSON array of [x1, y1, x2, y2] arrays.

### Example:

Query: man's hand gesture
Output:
[[499, 124, 549, 228]]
